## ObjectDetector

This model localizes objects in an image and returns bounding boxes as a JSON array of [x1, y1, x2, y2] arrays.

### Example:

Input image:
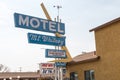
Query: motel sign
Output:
[[27, 32, 65, 46], [14, 13, 65, 34], [45, 49, 66, 58]]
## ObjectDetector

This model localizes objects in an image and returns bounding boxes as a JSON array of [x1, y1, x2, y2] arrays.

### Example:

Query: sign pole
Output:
[[55, 46, 57, 80], [54, 5, 62, 80], [40, 3, 71, 79]]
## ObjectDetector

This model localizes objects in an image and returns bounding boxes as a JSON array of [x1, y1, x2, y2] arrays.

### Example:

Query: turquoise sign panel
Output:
[[14, 13, 65, 34], [27, 33, 66, 46], [55, 62, 66, 67]]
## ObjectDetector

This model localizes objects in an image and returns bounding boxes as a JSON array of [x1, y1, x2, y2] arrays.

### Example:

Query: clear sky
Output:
[[0, 0, 120, 72]]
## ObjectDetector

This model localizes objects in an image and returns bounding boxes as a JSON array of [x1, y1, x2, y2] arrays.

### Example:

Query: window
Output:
[[84, 70, 95, 80], [70, 72, 78, 80]]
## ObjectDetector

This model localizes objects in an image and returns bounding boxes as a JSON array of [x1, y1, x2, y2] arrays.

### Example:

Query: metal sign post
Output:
[[54, 5, 62, 80]]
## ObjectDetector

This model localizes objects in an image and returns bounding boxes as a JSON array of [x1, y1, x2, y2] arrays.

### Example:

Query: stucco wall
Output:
[[67, 60, 100, 80], [94, 21, 120, 80], [67, 21, 120, 80]]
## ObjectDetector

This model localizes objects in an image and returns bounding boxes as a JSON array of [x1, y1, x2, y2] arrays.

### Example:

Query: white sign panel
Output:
[[45, 49, 66, 58]]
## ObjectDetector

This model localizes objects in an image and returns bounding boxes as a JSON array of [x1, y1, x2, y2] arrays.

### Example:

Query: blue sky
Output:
[[0, 0, 120, 72]]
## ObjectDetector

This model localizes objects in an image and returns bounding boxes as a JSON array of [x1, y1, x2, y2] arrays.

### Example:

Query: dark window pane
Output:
[[84, 70, 95, 80]]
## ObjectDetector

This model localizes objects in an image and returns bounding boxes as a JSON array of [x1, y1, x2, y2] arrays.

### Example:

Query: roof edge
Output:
[[89, 17, 120, 32], [67, 56, 100, 65]]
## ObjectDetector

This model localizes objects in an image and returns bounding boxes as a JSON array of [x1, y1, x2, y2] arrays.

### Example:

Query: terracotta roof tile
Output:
[[73, 51, 97, 62], [67, 51, 100, 65]]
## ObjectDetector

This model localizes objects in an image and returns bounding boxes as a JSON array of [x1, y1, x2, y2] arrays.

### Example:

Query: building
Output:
[[66, 17, 120, 80], [0, 72, 40, 80]]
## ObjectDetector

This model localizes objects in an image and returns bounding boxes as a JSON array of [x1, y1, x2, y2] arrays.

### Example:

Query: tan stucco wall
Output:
[[67, 61, 100, 80], [94, 21, 120, 80], [67, 21, 120, 80]]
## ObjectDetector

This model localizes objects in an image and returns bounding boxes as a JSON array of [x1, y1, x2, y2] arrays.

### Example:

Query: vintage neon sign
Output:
[[45, 49, 66, 58], [27, 32, 66, 46], [14, 13, 65, 34]]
